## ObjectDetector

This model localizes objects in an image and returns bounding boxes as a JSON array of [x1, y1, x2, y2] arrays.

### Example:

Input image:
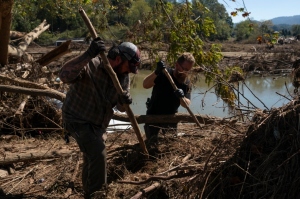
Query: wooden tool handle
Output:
[[162, 68, 202, 128]]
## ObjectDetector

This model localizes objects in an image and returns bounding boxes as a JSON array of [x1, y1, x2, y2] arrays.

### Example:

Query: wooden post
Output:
[[78, 7, 148, 157]]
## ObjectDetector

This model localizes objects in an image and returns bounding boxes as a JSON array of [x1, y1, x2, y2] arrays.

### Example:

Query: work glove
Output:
[[118, 90, 132, 105], [86, 37, 106, 58], [154, 61, 166, 75], [174, 89, 184, 98]]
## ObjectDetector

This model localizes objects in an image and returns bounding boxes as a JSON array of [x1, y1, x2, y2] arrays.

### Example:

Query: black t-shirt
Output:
[[146, 68, 191, 115]]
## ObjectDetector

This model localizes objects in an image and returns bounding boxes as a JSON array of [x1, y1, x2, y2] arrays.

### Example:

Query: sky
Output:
[[217, 0, 300, 23]]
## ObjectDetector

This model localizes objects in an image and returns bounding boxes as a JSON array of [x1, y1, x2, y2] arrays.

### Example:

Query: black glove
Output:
[[86, 37, 106, 58], [154, 61, 166, 75], [118, 91, 132, 105], [174, 89, 184, 98]]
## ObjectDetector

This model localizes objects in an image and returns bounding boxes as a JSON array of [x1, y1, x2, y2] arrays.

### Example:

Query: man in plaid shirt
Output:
[[59, 38, 141, 198]]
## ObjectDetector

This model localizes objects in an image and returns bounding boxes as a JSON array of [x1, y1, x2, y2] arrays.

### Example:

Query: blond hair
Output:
[[177, 52, 195, 65]]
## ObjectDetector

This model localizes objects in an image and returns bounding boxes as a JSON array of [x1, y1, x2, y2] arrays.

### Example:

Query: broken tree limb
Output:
[[118, 170, 199, 185], [10, 31, 26, 40], [130, 182, 161, 199], [0, 85, 66, 101], [36, 40, 72, 66], [0, 149, 76, 165], [79, 7, 148, 157], [0, 74, 49, 89], [8, 20, 50, 61], [15, 95, 30, 115]]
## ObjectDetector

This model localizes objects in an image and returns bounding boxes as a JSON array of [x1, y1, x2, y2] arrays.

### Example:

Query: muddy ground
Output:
[[1, 41, 300, 199]]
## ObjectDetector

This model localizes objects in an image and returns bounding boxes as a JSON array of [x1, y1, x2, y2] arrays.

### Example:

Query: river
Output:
[[129, 70, 294, 118]]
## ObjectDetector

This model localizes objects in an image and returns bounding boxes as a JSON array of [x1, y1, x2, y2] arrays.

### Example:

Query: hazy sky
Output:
[[217, 0, 300, 23]]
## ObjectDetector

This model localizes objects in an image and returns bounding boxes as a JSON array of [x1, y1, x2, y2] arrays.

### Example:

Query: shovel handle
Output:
[[162, 68, 202, 128], [78, 7, 149, 157]]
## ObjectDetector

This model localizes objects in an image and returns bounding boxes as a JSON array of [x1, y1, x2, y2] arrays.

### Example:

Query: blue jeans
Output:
[[64, 122, 106, 197]]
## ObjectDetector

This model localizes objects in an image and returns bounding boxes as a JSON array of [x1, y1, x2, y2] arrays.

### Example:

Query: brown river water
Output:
[[130, 70, 294, 118]]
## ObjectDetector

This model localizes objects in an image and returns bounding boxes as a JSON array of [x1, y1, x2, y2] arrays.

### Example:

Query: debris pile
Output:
[[199, 98, 300, 199]]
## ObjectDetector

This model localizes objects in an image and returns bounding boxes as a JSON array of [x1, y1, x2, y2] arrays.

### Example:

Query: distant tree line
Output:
[[11, 0, 300, 46], [7, 0, 300, 106]]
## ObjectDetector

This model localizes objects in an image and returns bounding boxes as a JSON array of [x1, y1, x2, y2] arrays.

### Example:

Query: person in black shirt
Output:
[[143, 52, 195, 142]]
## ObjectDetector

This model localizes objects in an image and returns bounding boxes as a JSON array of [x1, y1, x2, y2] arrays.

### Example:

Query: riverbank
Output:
[[1, 40, 299, 198]]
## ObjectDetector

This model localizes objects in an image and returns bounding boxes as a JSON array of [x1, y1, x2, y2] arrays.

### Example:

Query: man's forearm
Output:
[[59, 52, 92, 83], [180, 97, 191, 108], [143, 72, 156, 89]]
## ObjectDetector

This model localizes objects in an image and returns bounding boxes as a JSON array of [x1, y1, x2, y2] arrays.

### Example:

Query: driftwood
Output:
[[112, 112, 221, 124], [0, 85, 66, 101], [36, 40, 72, 66], [8, 19, 50, 62], [15, 95, 30, 115], [0, 149, 76, 165], [118, 170, 199, 185], [130, 182, 161, 199], [0, 74, 49, 89]]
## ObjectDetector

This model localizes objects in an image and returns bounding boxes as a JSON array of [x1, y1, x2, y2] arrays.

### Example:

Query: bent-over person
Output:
[[143, 52, 195, 144], [59, 38, 141, 199]]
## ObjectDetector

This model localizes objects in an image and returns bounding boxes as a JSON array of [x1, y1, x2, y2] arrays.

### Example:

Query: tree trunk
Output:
[[8, 19, 50, 62], [0, 0, 13, 66]]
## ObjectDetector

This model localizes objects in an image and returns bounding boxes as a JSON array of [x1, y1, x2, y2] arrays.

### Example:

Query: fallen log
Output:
[[8, 19, 50, 62], [36, 40, 72, 66], [0, 74, 49, 89], [112, 112, 221, 124], [0, 149, 76, 165], [0, 85, 66, 101]]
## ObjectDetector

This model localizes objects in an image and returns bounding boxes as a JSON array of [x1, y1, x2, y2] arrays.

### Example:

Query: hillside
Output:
[[271, 15, 300, 25]]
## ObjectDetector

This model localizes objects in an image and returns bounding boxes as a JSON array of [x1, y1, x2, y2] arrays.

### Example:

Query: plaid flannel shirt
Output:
[[62, 56, 129, 129]]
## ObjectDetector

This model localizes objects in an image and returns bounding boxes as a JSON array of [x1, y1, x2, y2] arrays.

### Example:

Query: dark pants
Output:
[[64, 122, 107, 197], [144, 123, 178, 142]]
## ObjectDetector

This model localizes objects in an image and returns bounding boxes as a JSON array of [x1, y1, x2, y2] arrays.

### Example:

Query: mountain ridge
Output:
[[271, 15, 300, 25]]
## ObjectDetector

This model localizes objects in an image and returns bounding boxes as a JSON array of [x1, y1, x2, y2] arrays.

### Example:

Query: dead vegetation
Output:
[[2, 96, 300, 199], [0, 119, 248, 199], [219, 42, 300, 76]]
